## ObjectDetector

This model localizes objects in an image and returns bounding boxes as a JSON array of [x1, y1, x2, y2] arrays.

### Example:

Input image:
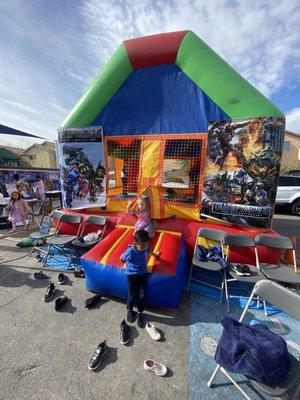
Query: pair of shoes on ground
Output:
[[88, 340, 167, 377], [35, 272, 66, 284], [43, 282, 68, 311], [127, 310, 145, 328], [120, 319, 161, 345]]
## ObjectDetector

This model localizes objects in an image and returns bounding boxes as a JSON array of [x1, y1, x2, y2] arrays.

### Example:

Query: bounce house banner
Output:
[[201, 117, 284, 228], [57, 127, 106, 210]]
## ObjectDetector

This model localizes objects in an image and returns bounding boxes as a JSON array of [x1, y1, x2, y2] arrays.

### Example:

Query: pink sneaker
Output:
[[143, 359, 167, 376]]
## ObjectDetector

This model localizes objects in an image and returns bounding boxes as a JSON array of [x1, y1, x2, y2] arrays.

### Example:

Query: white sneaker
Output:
[[145, 322, 161, 341], [143, 359, 167, 376]]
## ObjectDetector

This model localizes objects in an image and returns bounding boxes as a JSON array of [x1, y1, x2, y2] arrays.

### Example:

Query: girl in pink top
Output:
[[5, 191, 30, 233], [35, 175, 46, 200], [127, 195, 156, 238]]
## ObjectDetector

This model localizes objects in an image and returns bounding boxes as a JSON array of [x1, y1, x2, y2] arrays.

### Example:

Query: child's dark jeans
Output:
[[126, 274, 147, 313]]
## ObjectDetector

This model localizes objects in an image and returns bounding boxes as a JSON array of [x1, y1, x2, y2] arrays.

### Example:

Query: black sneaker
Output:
[[44, 283, 56, 302], [120, 319, 129, 345], [88, 341, 107, 371], [58, 273, 66, 285], [137, 312, 144, 328], [55, 296, 68, 311], [127, 310, 135, 323]]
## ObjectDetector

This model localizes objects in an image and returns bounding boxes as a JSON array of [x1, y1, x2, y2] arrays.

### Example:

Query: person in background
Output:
[[5, 191, 30, 233], [35, 175, 46, 200], [13, 173, 28, 196], [0, 183, 9, 198]]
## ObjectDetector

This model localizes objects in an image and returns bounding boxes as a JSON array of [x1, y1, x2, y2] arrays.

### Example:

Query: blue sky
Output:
[[0, 0, 299, 147]]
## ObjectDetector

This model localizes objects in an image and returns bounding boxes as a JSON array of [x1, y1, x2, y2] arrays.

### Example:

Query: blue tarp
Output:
[[92, 65, 229, 135]]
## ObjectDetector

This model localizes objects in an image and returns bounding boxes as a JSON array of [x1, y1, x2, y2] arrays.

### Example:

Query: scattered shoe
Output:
[[145, 323, 161, 341], [34, 254, 43, 262], [74, 268, 85, 278], [55, 296, 68, 311], [127, 310, 135, 323], [34, 271, 48, 280], [120, 319, 129, 345], [143, 359, 167, 376], [85, 294, 102, 310], [88, 341, 107, 371], [137, 312, 144, 328], [44, 283, 56, 302], [58, 273, 67, 285]]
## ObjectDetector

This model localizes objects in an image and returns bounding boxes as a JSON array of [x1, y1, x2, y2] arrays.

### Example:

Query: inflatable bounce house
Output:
[[58, 31, 285, 308]]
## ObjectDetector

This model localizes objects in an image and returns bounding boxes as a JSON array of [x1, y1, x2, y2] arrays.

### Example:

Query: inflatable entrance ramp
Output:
[[81, 225, 187, 308]]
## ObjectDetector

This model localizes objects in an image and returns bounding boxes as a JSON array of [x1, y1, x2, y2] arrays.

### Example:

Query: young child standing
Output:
[[120, 229, 160, 327], [35, 175, 46, 200], [127, 195, 156, 238], [5, 191, 30, 233]]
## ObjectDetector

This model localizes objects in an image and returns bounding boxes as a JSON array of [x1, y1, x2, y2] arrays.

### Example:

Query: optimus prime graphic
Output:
[[61, 146, 105, 208], [202, 118, 284, 227]]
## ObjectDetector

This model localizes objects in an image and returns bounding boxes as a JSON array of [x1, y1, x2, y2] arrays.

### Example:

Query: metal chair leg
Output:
[[43, 244, 52, 267], [186, 264, 194, 291], [224, 275, 230, 312]]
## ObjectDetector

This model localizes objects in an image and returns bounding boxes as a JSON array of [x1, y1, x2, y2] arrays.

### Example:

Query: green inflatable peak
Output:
[[61, 44, 133, 128], [176, 31, 284, 119]]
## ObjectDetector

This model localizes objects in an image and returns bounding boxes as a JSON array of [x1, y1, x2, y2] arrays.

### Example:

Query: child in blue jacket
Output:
[[120, 229, 160, 327]]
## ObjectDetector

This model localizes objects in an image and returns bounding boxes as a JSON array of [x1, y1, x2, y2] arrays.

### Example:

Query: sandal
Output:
[[34, 271, 49, 280]]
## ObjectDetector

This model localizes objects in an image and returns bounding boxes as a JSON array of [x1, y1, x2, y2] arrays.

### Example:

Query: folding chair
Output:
[[221, 233, 268, 310], [26, 199, 51, 230], [256, 234, 300, 292], [187, 228, 230, 311], [29, 210, 63, 256], [207, 280, 300, 400], [72, 215, 107, 251], [43, 213, 82, 268]]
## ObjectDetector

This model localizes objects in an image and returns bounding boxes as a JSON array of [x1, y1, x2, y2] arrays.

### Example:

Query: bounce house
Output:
[[58, 31, 285, 308]]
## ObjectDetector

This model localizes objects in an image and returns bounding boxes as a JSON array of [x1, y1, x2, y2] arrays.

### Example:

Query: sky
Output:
[[0, 0, 299, 147]]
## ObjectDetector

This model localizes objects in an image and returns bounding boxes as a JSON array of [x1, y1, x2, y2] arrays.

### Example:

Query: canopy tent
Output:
[[0, 123, 44, 139]]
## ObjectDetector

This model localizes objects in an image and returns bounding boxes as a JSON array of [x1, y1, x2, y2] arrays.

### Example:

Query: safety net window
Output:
[[107, 138, 141, 197], [162, 139, 202, 204]]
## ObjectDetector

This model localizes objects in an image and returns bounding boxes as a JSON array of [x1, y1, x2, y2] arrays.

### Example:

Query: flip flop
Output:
[[74, 268, 85, 278], [34, 271, 49, 280], [85, 294, 102, 309]]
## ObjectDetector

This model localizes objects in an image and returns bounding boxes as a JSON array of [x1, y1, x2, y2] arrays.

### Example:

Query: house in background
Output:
[[281, 131, 300, 168], [22, 141, 57, 169], [0, 147, 23, 167]]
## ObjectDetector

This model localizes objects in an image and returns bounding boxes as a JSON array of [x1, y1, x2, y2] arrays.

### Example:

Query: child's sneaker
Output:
[[120, 319, 129, 345], [88, 341, 107, 371], [44, 283, 56, 302], [143, 359, 167, 376], [145, 323, 161, 341]]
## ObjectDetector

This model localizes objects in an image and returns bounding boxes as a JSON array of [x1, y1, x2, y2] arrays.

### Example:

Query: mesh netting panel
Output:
[[162, 139, 202, 204]]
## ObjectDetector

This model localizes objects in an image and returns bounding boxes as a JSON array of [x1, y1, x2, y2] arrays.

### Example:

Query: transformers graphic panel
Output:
[[201, 118, 284, 228], [57, 127, 106, 209]]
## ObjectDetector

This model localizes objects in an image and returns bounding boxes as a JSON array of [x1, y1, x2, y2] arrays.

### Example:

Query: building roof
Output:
[[0, 147, 22, 160], [285, 130, 300, 139]]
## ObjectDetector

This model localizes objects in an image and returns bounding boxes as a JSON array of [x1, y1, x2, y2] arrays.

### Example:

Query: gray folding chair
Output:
[[256, 234, 300, 291], [26, 199, 52, 230], [43, 213, 82, 267], [29, 210, 63, 256], [187, 228, 230, 311], [207, 280, 300, 400], [222, 234, 267, 314], [72, 215, 107, 250]]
